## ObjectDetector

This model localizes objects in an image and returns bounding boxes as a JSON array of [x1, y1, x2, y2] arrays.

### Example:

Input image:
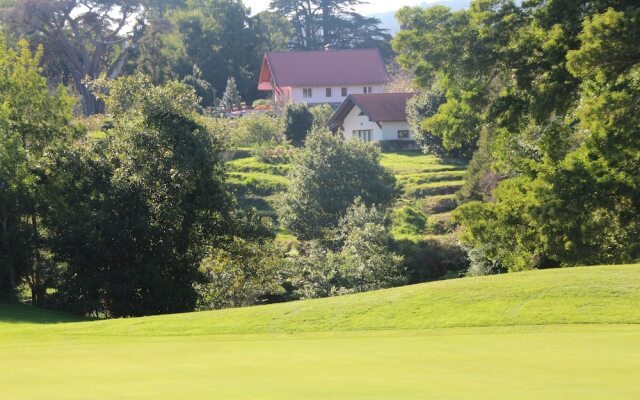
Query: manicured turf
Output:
[[1, 265, 639, 399]]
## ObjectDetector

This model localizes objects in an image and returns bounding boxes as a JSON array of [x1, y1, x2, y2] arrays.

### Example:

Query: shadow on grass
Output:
[[0, 303, 85, 324]]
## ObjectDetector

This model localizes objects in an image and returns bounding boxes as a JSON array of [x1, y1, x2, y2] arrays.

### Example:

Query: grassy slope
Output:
[[2, 265, 639, 338], [1, 265, 639, 399], [227, 150, 468, 241]]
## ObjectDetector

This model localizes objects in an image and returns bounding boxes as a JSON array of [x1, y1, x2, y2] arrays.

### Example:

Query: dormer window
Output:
[[326, 88, 332, 97], [303, 88, 313, 98], [363, 86, 372, 94], [342, 87, 348, 97]]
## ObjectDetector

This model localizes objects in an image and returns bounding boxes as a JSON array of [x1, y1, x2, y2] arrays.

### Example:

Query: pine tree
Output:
[[221, 77, 242, 111]]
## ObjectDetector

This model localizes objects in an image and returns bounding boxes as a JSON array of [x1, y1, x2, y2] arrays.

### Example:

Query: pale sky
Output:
[[243, 0, 432, 15]]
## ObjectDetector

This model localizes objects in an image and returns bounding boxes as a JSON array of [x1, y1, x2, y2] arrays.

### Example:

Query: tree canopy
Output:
[[393, 0, 640, 271], [0, 0, 142, 115]]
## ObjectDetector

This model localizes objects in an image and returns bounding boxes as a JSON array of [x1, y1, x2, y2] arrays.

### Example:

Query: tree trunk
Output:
[[79, 84, 104, 116], [322, 2, 331, 47], [30, 214, 45, 307], [1, 203, 16, 302]]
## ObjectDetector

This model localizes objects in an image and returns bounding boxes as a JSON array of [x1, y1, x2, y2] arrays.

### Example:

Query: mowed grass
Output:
[[1, 265, 640, 399]]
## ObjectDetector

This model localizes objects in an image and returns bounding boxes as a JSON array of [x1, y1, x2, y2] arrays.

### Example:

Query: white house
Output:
[[328, 93, 416, 142], [257, 49, 389, 108]]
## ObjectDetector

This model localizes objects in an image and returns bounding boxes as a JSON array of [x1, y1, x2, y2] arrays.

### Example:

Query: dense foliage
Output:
[[279, 131, 397, 240], [394, 0, 640, 272], [282, 103, 314, 146], [0, 40, 75, 304], [286, 199, 406, 298]]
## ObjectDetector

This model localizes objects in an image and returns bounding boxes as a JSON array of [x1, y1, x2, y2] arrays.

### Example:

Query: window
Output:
[[341, 87, 348, 97], [397, 130, 410, 139], [326, 88, 332, 97], [303, 88, 313, 98], [353, 129, 373, 142], [363, 86, 372, 94]]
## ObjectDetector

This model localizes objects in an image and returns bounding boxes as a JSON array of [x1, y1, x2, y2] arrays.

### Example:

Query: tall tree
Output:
[[172, 0, 265, 102], [255, 10, 294, 51], [270, 0, 390, 53], [46, 75, 244, 316], [0, 38, 74, 303], [0, 0, 142, 115], [394, 0, 640, 272]]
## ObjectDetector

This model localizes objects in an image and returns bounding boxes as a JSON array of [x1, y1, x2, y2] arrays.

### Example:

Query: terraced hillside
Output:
[[2, 265, 639, 399], [227, 149, 467, 241], [380, 152, 467, 241]]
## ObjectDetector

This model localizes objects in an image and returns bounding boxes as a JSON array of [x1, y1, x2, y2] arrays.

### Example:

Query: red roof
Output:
[[258, 49, 389, 90], [328, 93, 416, 130]]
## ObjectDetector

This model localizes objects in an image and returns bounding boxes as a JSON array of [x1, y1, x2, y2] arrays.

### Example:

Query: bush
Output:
[[392, 237, 469, 283], [283, 103, 313, 146], [375, 140, 421, 152], [310, 104, 335, 131], [279, 131, 397, 240], [233, 113, 283, 146], [252, 99, 271, 108], [336, 201, 406, 292], [285, 200, 406, 298], [284, 242, 342, 299], [195, 239, 285, 310]]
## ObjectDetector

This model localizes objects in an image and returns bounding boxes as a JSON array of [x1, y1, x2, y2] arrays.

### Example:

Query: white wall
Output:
[[342, 106, 413, 142], [342, 105, 383, 141], [381, 121, 413, 141], [290, 85, 385, 105]]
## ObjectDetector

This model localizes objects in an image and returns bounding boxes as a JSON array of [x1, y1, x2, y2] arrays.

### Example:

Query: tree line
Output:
[[0, 0, 392, 115], [0, 37, 409, 315], [394, 0, 640, 272]]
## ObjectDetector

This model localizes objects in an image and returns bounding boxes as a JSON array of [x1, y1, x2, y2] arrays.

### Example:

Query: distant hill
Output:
[[371, 0, 472, 34]]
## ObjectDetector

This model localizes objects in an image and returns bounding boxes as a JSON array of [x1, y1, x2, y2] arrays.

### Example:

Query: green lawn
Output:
[[1, 265, 639, 399]]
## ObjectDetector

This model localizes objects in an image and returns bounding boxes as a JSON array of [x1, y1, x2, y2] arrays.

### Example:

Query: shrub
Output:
[[234, 113, 283, 146], [252, 99, 271, 108], [195, 239, 285, 310], [285, 200, 406, 298], [310, 104, 335, 130], [375, 140, 421, 152], [336, 201, 406, 292], [392, 237, 469, 283], [284, 242, 341, 299], [279, 130, 397, 240], [282, 103, 313, 146]]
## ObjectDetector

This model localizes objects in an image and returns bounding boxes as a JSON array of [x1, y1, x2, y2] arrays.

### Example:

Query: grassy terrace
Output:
[[1, 265, 639, 399], [227, 149, 468, 242]]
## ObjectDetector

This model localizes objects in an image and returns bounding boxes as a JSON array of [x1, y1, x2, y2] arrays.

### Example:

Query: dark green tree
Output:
[[255, 11, 294, 51], [282, 103, 314, 145], [172, 0, 265, 102], [450, 2, 640, 271], [46, 75, 241, 316]]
